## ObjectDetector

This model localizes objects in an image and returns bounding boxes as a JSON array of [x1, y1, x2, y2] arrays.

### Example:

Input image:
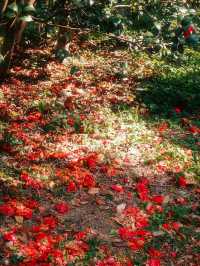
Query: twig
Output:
[[112, 5, 131, 9], [1, 0, 9, 14], [106, 33, 137, 45], [0, 22, 7, 26], [32, 17, 92, 33]]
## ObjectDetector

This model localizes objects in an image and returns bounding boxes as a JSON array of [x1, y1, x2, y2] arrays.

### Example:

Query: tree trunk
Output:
[[0, 0, 36, 78], [0, 26, 15, 78], [54, 0, 71, 61], [0, 0, 9, 16], [15, 0, 36, 47]]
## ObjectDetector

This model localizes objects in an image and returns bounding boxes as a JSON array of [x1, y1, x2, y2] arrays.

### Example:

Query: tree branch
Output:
[[1, 0, 9, 14], [32, 16, 93, 33]]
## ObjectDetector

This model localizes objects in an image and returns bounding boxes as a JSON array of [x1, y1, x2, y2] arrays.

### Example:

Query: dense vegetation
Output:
[[1, 0, 200, 75]]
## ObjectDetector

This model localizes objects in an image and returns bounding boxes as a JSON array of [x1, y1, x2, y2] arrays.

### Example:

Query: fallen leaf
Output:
[[116, 203, 126, 215], [88, 187, 100, 195], [15, 216, 24, 224]]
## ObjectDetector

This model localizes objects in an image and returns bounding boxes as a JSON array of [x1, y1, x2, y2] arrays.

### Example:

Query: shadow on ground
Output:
[[137, 69, 200, 116]]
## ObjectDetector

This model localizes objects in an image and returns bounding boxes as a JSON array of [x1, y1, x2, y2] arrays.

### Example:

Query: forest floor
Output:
[[0, 46, 200, 266]]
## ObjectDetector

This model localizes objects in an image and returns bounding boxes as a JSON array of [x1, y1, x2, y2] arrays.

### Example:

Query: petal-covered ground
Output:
[[0, 48, 200, 266]]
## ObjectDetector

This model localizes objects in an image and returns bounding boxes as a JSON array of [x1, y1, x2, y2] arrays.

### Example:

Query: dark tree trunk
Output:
[[0, 0, 36, 78], [0, 26, 15, 78], [54, 0, 71, 60]]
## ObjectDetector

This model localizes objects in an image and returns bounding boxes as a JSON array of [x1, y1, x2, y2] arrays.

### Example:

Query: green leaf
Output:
[[154, 22, 162, 31], [178, 7, 187, 15], [7, 2, 19, 13], [19, 15, 33, 22], [23, 4, 36, 14], [10, 254, 24, 264], [5, 10, 16, 19], [70, 66, 79, 75], [88, 0, 94, 6], [0, 54, 4, 65], [38, 101, 47, 114], [186, 34, 199, 47], [55, 48, 69, 62], [72, 0, 82, 7]]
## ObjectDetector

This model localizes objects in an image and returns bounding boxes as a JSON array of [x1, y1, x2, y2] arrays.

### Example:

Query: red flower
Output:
[[24, 199, 39, 209], [146, 204, 156, 215], [16, 206, 33, 219], [118, 227, 135, 240], [51, 249, 64, 264], [128, 237, 145, 251], [67, 117, 75, 127], [148, 248, 162, 257], [119, 227, 150, 242], [35, 232, 51, 242], [184, 25, 196, 39], [27, 112, 42, 122], [162, 223, 170, 231], [174, 107, 181, 113], [188, 126, 200, 134], [83, 174, 95, 187], [151, 195, 164, 205], [31, 225, 41, 232], [171, 251, 177, 258], [86, 154, 98, 169], [178, 176, 187, 187], [27, 151, 43, 161], [146, 204, 163, 215], [126, 260, 134, 266], [20, 242, 38, 260], [20, 172, 43, 189], [136, 179, 149, 201], [55, 202, 69, 214], [0, 204, 15, 216], [172, 222, 181, 231], [146, 258, 161, 266], [111, 184, 124, 193], [67, 180, 77, 192], [75, 231, 87, 240], [124, 207, 149, 228], [20, 172, 30, 182], [43, 216, 57, 229], [3, 231, 17, 242], [158, 122, 169, 133], [136, 217, 149, 228], [96, 257, 122, 266]]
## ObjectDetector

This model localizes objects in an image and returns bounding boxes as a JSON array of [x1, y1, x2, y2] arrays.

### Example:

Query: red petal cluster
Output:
[[55, 202, 69, 214], [20, 172, 43, 189], [136, 178, 149, 201], [111, 184, 124, 193], [178, 176, 187, 187]]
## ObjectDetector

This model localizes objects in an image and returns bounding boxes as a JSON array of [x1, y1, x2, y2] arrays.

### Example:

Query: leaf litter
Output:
[[0, 48, 199, 265]]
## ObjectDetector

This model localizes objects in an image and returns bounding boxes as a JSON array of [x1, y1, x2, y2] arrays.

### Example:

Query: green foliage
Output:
[[43, 116, 63, 132], [0, 54, 4, 65], [70, 66, 80, 75], [10, 254, 24, 264], [148, 212, 167, 231], [171, 205, 191, 221], [83, 238, 101, 264], [3, 1, 36, 22], [138, 49, 200, 116], [1, 0, 200, 71], [23, 4, 36, 14], [55, 48, 70, 62], [1, 132, 23, 146]]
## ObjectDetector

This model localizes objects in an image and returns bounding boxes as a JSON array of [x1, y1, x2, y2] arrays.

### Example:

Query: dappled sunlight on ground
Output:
[[0, 48, 199, 265]]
